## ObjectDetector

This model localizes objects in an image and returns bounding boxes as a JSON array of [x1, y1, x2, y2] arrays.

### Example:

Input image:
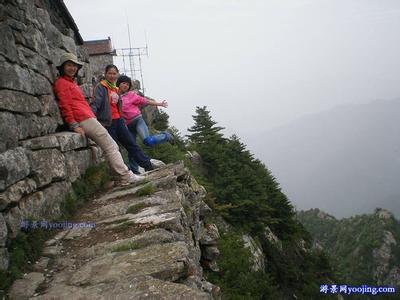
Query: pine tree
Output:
[[187, 106, 226, 177], [187, 106, 225, 145]]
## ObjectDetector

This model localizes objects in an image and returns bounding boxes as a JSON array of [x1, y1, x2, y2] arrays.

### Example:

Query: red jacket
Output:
[[54, 76, 95, 129]]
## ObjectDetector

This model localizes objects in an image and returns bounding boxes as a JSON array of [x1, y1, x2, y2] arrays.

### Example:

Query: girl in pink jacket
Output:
[[116, 75, 173, 147]]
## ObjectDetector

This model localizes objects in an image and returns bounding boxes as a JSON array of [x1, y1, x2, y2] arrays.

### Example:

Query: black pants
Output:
[[106, 118, 152, 171]]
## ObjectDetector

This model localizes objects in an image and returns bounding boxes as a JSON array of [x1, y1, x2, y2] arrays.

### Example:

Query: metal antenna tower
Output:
[[116, 23, 149, 94]]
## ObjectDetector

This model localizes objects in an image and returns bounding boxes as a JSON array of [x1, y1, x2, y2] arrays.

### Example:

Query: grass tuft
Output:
[[111, 241, 143, 252], [126, 203, 148, 214], [135, 183, 156, 197]]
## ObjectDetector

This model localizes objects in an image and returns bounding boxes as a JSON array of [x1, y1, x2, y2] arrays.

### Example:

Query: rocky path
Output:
[[8, 163, 220, 299]]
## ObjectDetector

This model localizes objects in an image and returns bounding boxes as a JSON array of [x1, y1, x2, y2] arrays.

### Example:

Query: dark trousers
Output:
[[106, 118, 152, 171]]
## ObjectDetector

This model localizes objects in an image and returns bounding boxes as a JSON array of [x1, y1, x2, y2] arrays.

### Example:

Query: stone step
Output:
[[32, 276, 212, 300]]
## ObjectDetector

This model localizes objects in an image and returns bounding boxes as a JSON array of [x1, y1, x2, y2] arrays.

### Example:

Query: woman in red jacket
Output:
[[53, 52, 140, 185]]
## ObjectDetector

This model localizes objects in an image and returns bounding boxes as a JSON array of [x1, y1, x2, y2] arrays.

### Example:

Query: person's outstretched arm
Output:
[[146, 98, 168, 108], [130, 91, 168, 108]]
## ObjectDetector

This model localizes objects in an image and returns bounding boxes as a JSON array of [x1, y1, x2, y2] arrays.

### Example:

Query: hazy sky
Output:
[[65, 0, 400, 146]]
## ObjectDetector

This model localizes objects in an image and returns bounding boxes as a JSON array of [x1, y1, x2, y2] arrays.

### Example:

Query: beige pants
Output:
[[80, 118, 130, 180]]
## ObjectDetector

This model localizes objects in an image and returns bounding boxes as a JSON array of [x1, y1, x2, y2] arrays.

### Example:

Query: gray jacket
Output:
[[90, 82, 122, 127]]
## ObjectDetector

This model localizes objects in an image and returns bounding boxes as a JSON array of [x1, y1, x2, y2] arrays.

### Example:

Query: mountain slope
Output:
[[250, 99, 400, 218], [297, 208, 400, 287]]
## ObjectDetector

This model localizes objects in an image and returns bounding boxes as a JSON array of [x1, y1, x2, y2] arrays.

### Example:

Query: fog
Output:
[[249, 99, 400, 218], [66, 0, 400, 137]]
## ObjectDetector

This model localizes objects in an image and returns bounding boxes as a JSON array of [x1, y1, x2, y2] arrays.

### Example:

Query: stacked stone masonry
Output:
[[0, 0, 100, 271]]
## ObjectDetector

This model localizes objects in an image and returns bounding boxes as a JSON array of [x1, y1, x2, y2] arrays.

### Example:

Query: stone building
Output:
[[83, 37, 116, 83], [0, 0, 102, 271]]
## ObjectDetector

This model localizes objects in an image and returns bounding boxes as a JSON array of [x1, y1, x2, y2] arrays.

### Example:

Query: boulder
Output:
[[32, 257, 50, 272], [61, 34, 77, 55], [199, 223, 220, 246], [16, 114, 58, 140], [264, 226, 282, 251], [8, 272, 45, 299], [36, 7, 63, 52], [0, 20, 18, 62], [202, 246, 220, 261], [18, 181, 71, 221], [23, 24, 50, 58], [0, 111, 18, 153], [69, 242, 189, 286], [33, 276, 212, 300], [4, 206, 23, 238], [3, 2, 27, 23], [0, 89, 42, 113], [54, 132, 87, 152], [38, 94, 63, 125], [77, 228, 176, 259], [0, 147, 30, 192], [16, 45, 52, 81], [41, 181, 71, 217], [31, 69, 52, 95], [242, 234, 265, 271], [20, 135, 60, 150], [64, 149, 92, 181], [0, 178, 37, 211], [0, 57, 34, 94], [29, 149, 66, 187], [6, 15, 27, 32]]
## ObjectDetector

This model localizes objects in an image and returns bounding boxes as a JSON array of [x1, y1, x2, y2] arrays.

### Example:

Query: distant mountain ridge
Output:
[[297, 208, 400, 287], [251, 99, 400, 218]]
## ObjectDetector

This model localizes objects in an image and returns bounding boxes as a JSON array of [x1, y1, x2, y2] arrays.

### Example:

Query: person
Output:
[[116, 75, 174, 147], [53, 52, 141, 185], [90, 65, 153, 174]]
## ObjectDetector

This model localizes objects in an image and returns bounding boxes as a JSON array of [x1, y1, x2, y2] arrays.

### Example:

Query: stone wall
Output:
[[0, 0, 102, 271], [88, 54, 114, 81]]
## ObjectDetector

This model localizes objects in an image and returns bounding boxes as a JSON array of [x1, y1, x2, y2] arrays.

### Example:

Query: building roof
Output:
[[83, 38, 116, 56]]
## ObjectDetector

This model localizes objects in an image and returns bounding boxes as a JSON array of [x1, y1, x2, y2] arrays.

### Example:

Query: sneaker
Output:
[[119, 171, 145, 186], [144, 162, 154, 172], [131, 169, 141, 175]]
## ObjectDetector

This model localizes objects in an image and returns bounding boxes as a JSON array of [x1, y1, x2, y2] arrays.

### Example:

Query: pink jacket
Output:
[[120, 91, 148, 124]]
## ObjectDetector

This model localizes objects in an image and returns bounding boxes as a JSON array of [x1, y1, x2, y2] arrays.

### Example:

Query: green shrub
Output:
[[0, 229, 51, 292]]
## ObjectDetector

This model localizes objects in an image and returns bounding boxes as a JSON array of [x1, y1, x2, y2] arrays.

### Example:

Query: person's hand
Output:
[[159, 100, 168, 108], [74, 126, 85, 137]]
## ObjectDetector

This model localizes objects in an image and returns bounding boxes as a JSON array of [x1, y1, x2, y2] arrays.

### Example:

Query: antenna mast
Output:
[[116, 22, 149, 94]]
